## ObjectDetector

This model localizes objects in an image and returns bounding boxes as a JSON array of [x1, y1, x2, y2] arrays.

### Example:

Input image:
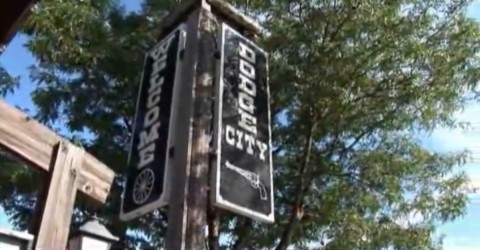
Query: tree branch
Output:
[[123, 116, 132, 133], [275, 122, 316, 250]]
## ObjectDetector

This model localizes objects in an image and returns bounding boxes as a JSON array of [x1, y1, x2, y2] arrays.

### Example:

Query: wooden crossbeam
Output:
[[0, 99, 114, 204]]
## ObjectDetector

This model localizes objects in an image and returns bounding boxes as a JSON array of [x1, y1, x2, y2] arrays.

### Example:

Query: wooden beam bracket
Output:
[[0, 100, 115, 204]]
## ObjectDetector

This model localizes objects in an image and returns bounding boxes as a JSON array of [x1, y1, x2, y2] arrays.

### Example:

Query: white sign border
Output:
[[120, 24, 187, 222], [212, 23, 275, 223]]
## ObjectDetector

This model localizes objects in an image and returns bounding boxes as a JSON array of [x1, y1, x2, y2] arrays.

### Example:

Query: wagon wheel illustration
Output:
[[132, 168, 155, 205]]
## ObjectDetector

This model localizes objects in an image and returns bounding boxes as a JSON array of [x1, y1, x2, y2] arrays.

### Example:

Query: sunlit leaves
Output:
[[0, 66, 19, 97]]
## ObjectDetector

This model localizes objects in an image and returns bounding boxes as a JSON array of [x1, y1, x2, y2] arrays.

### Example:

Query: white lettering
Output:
[[147, 86, 162, 108], [136, 34, 176, 171], [224, 125, 268, 161], [144, 106, 159, 128], [239, 74, 256, 96], [239, 42, 256, 64], [150, 75, 164, 92], [244, 134, 256, 155], [151, 56, 167, 76], [238, 109, 257, 135], [257, 141, 268, 161], [224, 42, 270, 163], [150, 35, 175, 59], [138, 143, 155, 169], [240, 60, 255, 79], [235, 129, 244, 150], [226, 125, 235, 146], [238, 92, 255, 114], [138, 122, 161, 149]]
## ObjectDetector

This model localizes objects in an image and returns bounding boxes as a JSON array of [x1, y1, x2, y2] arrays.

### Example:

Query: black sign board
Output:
[[120, 25, 185, 221], [213, 23, 274, 223]]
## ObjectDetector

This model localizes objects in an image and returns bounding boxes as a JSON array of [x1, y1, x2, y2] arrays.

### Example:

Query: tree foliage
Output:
[[0, 66, 19, 97], [1, 0, 480, 249]]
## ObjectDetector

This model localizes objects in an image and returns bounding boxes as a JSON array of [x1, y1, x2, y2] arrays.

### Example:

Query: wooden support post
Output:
[[164, 0, 264, 249], [185, 4, 215, 248], [31, 141, 85, 249], [165, 1, 215, 249]]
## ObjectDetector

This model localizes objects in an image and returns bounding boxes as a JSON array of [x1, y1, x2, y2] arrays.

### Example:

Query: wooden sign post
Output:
[[150, 0, 266, 249], [0, 99, 115, 249]]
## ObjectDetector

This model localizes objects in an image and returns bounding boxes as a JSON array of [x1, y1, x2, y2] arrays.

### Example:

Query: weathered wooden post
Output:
[[32, 141, 85, 248], [161, 1, 272, 249]]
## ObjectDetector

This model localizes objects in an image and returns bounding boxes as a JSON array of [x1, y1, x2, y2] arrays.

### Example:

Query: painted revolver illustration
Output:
[[225, 161, 268, 201]]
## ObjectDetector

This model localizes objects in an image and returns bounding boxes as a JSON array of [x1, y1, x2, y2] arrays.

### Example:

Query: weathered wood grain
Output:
[[207, 0, 262, 35], [158, 0, 262, 40], [32, 141, 84, 249], [165, 7, 201, 249], [0, 99, 114, 204]]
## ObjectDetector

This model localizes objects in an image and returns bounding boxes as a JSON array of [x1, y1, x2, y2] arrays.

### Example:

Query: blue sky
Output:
[[1, 1, 480, 249], [423, 103, 480, 250]]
